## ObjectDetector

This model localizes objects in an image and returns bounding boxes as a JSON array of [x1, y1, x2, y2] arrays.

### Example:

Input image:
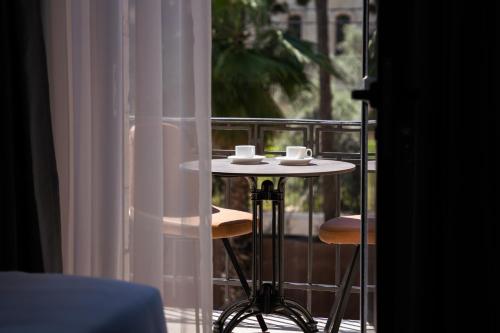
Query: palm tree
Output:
[[212, 0, 339, 118]]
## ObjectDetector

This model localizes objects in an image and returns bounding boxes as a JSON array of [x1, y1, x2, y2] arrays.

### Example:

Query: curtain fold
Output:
[[43, 0, 125, 278], [1, 0, 62, 273], [43, 0, 213, 331]]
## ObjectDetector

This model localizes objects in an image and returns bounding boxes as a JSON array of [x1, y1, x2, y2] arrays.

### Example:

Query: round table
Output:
[[210, 158, 356, 178], [200, 158, 356, 333], [207, 158, 356, 333]]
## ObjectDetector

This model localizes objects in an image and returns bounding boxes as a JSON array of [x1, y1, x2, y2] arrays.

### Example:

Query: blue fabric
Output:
[[0, 272, 167, 333]]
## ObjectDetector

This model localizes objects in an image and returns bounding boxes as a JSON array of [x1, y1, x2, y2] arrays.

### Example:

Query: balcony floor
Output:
[[164, 308, 374, 332]]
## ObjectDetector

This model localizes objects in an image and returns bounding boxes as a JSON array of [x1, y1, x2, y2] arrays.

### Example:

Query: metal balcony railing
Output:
[[211, 117, 376, 313]]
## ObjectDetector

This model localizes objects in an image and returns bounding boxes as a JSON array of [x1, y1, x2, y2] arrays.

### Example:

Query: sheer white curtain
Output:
[[43, 0, 213, 331]]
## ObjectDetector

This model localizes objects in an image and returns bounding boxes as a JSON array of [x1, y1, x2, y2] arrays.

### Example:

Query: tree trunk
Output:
[[315, 0, 339, 221], [316, 0, 332, 122]]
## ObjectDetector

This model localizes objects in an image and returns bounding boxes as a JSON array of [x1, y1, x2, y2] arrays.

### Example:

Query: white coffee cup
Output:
[[235, 145, 255, 158], [286, 146, 312, 159]]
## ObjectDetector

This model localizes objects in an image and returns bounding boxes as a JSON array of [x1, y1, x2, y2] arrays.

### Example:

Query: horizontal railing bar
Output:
[[212, 117, 376, 126], [212, 278, 376, 293], [212, 149, 367, 155], [128, 115, 377, 128]]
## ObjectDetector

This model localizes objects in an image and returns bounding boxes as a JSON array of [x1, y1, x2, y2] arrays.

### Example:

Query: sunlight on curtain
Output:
[[43, 0, 213, 331], [127, 0, 213, 331]]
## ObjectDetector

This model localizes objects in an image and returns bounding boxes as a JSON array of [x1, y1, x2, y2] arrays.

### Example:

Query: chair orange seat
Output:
[[211, 206, 253, 239], [161, 206, 252, 239], [318, 215, 376, 245]]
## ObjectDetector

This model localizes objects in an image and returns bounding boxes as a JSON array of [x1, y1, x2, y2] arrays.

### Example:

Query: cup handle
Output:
[[306, 148, 312, 157]]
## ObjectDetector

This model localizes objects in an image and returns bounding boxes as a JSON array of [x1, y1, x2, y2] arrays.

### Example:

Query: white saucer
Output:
[[227, 155, 265, 164], [275, 156, 313, 166]]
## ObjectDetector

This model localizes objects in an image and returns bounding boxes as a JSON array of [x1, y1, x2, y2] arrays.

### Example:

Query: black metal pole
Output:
[[272, 200, 277, 288], [360, 0, 370, 331], [249, 177, 258, 297], [278, 177, 287, 297], [259, 200, 264, 289]]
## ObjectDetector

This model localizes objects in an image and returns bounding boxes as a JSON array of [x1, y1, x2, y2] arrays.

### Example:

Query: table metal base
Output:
[[214, 177, 318, 333], [213, 284, 318, 332]]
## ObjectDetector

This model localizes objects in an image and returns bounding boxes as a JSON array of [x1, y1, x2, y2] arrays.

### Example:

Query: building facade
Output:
[[271, 0, 375, 55]]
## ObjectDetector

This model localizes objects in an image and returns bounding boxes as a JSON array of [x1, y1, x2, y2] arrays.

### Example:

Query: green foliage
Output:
[[274, 24, 363, 121], [332, 25, 363, 86], [332, 89, 361, 120], [212, 0, 340, 118], [368, 29, 378, 77]]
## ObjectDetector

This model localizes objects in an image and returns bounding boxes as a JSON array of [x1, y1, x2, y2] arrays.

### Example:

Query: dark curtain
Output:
[[0, 0, 62, 273], [376, 0, 499, 332]]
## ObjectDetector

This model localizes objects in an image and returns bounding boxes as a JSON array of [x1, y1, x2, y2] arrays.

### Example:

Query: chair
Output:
[[318, 214, 375, 333], [129, 123, 267, 332]]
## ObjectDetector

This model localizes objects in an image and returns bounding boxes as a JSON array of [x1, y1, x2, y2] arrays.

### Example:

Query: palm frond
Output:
[[212, 0, 342, 118]]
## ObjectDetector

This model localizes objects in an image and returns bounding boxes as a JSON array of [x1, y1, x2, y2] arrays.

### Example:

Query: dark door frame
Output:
[[375, 1, 499, 332]]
